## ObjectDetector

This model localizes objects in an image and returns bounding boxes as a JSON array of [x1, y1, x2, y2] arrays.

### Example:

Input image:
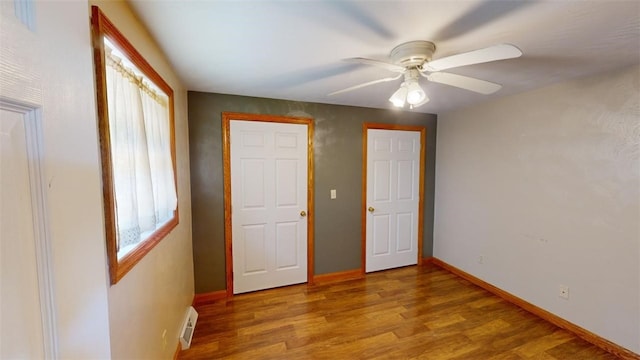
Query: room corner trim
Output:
[[431, 258, 640, 360], [422, 256, 435, 266], [192, 290, 227, 306], [313, 269, 364, 285]]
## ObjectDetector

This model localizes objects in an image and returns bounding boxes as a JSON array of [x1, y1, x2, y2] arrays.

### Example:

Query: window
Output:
[[91, 6, 178, 284]]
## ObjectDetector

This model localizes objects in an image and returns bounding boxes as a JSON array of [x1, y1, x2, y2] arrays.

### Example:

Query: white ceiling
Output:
[[128, 0, 640, 114]]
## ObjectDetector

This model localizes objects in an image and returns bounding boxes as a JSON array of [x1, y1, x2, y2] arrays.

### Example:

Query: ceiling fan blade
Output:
[[434, 2, 533, 41], [345, 57, 406, 73], [264, 63, 361, 89], [328, 1, 394, 40], [425, 72, 502, 95], [328, 74, 402, 96], [425, 44, 522, 72]]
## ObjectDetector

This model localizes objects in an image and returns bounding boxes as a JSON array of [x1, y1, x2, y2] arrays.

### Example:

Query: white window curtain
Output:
[[105, 48, 177, 253]]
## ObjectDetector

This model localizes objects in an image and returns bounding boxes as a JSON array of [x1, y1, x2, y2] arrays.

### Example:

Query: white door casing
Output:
[[229, 119, 309, 294], [0, 1, 57, 358], [366, 128, 422, 272]]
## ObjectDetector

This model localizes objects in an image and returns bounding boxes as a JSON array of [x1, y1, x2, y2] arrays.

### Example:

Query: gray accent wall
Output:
[[188, 92, 437, 293]]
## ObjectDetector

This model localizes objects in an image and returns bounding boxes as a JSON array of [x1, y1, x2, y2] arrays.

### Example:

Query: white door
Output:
[[230, 120, 308, 294], [1, 1, 57, 358], [366, 129, 421, 272]]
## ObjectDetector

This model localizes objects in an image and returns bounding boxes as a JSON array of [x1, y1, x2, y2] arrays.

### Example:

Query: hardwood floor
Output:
[[179, 265, 620, 359]]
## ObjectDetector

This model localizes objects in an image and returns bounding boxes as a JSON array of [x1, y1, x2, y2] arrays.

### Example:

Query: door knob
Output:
[[368, 206, 375, 213], [300, 210, 307, 217]]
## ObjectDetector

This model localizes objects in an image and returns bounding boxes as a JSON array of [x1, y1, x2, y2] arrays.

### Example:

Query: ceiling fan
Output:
[[329, 41, 523, 109]]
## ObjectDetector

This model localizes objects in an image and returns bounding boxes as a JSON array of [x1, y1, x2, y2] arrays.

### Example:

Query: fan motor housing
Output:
[[390, 41, 436, 67]]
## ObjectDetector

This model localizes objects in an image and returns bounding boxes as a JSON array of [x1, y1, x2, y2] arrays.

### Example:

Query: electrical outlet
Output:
[[478, 255, 484, 264], [162, 329, 167, 349], [559, 285, 569, 300]]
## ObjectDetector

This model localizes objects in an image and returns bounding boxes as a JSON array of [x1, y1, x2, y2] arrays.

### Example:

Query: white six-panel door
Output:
[[366, 129, 421, 272], [1, 107, 47, 359], [230, 120, 308, 294], [1, 1, 57, 358]]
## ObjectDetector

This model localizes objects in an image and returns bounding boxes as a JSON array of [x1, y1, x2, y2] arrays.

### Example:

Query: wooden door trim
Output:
[[222, 112, 315, 297], [361, 123, 426, 273]]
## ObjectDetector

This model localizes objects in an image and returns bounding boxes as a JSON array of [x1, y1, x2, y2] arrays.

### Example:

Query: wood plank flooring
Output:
[[179, 265, 620, 359]]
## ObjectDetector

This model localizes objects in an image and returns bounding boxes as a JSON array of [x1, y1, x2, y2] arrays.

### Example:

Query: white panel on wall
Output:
[[397, 160, 415, 201], [373, 160, 391, 202], [397, 138, 414, 153], [396, 212, 413, 252], [242, 224, 267, 274], [276, 159, 297, 207], [275, 132, 297, 149], [372, 214, 391, 256], [242, 159, 265, 209], [242, 131, 265, 148], [275, 221, 298, 269], [374, 137, 392, 153]]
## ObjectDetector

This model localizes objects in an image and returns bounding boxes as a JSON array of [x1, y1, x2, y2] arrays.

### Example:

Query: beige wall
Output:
[[434, 65, 639, 353], [89, 1, 194, 358], [36, 1, 113, 358]]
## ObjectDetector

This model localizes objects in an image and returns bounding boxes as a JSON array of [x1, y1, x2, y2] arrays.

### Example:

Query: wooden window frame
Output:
[[91, 6, 179, 285]]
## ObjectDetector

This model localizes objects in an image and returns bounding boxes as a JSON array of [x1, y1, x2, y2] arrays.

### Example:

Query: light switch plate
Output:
[[330, 189, 336, 199]]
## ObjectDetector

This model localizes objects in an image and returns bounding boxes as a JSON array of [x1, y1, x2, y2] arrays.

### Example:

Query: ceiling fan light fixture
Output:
[[389, 83, 408, 107], [405, 81, 426, 105], [409, 94, 430, 109], [330, 42, 523, 109]]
